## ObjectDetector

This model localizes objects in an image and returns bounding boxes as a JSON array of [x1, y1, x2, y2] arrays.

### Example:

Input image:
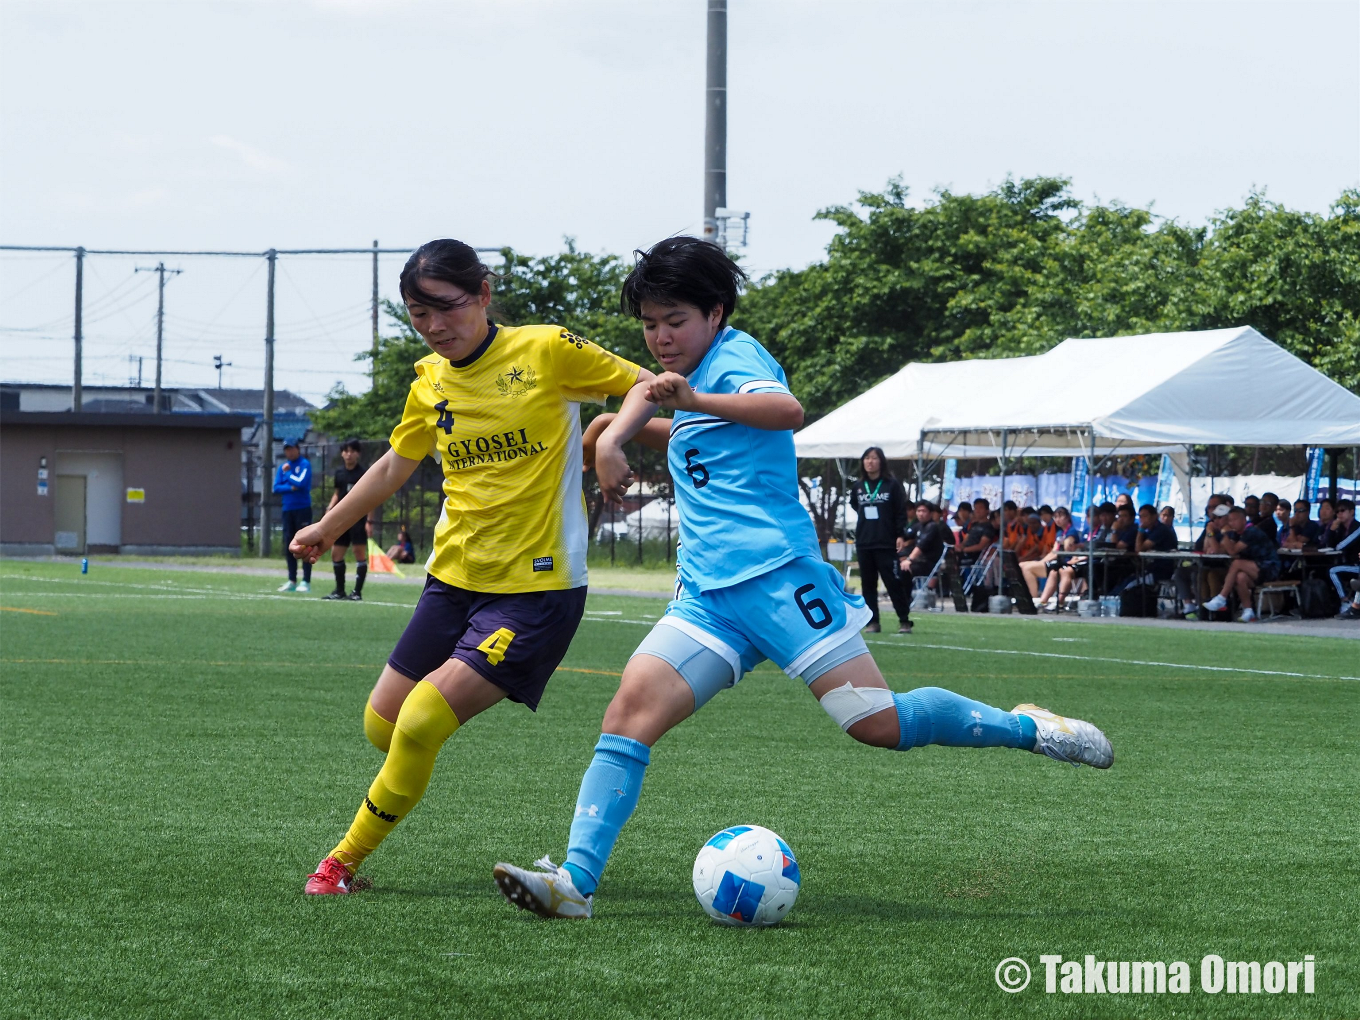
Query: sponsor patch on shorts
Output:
[[532, 556, 554, 572]]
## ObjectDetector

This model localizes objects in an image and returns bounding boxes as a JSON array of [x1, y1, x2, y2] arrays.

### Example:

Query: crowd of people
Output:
[[850, 448, 1360, 628]]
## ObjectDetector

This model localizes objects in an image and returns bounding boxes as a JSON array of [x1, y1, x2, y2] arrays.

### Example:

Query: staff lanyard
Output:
[[865, 479, 884, 501]]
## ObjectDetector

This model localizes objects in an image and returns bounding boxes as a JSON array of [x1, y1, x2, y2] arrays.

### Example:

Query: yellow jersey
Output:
[[388, 323, 641, 592]]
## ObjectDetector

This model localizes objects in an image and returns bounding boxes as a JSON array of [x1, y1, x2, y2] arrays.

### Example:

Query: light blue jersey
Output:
[[669, 326, 822, 594]]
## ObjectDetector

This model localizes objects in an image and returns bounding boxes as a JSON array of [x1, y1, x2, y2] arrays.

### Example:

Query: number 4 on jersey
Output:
[[476, 627, 517, 666], [434, 399, 455, 435]]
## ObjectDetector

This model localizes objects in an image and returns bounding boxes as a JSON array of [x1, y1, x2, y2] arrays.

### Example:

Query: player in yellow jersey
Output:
[[290, 239, 650, 895]]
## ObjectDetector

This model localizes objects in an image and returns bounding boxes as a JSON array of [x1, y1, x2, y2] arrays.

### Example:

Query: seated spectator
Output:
[[1202, 507, 1280, 622], [1280, 500, 1321, 550], [1038, 505, 1054, 530], [1022, 506, 1078, 598], [1317, 497, 1337, 533], [1104, 504, 1140, 589], [1089, 503, 1117, 546], [930, 502, 956, 547], [1133, 502, 1179, 586], [1159, 505, 1176, 529], [386, 526, 416, 564], [1270, 498, 1291, 543], [1243, 494, 1261, 523], [1257, 492, 1280, 543], [1037, 534, 1085, 611], [1014, 514, 1047, 563], [901, 501, 949, 584], [951, 502, 973, 548], [1114, 493, 1134, 512], [1000, 500, 1022, 549], [1174, 494, 1230, 615], [960, 499, 997, 568], [1324, 499, 1359, 618]]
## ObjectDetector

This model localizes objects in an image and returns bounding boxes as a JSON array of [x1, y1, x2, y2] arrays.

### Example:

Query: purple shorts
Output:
[[387, 575, 588, 710]]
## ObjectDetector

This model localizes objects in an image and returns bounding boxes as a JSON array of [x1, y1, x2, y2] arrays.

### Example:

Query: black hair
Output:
[[1038, 504, 1053, 514], [858, 446, 893, 481], [1003, 500, 1018, 511], [1099, 502, 1117, 513], [400, 239, 495, 311], [1139, 503, 1157, 514], [973, 497, 990, 510], [340, 438, 362, 454], [620, 236, 747, 327], [1293, 498, 1311, 510], [1054, 506, 1072, 517], [1337, 499, 1355, 513]]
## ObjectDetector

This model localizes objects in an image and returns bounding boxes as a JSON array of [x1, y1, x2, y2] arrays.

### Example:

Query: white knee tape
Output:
[[818, 681, 896, 731]]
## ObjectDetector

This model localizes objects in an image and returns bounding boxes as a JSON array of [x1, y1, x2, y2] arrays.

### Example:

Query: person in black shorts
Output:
[[324, 439, 369, 601]]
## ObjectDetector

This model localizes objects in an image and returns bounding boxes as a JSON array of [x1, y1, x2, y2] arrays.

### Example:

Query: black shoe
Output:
[[347, 592, 363, 601], [864, 621, 881, 633], [322, 591, 347, 600], [898, 621, 913, 634]]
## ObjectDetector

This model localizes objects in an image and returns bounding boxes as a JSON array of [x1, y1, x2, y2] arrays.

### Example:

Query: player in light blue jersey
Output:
[[494, 237, 1114, 919]]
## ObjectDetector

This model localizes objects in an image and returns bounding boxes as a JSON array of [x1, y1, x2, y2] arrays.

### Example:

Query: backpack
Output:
[[1298, 578, 1340, 619], [1119, 584, 1157, 618]]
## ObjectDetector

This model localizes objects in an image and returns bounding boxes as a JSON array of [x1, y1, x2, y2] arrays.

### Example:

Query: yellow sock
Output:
[[364, 699, 396, 752], [331, 681, 459, 871]]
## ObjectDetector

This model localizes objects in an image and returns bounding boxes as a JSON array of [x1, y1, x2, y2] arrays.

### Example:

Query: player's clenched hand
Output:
[[594, 439, 636, 506], [290, 523, 334, 564], [645, 372, 699, 412]]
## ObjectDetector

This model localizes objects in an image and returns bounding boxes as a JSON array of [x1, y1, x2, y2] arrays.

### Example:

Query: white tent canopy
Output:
[[794, 327, 1360, 460]]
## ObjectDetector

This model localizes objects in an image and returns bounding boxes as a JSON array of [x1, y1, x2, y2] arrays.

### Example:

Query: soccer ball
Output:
[[692, 824, 800, 926]]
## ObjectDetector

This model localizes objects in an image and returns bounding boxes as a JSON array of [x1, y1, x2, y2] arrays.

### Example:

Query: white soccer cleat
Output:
[[1239, 608, 1257, 623], [1202, 594, 1228, 612], [493, 856, 592, 919], [278, 580, 297, 592], [297, 581, 311, 593], [1012, 704, 1113, 769]]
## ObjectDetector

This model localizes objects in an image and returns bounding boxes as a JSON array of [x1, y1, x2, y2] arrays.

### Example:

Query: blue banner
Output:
[[942, 458, 957, 502], [1304, 447, 1324, 502], [1154, 454, 1174, 508], [1070, 457, 1089, 527]]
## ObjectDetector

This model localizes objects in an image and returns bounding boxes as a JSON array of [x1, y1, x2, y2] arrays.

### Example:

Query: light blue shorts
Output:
[[631, 555, 872, 708]]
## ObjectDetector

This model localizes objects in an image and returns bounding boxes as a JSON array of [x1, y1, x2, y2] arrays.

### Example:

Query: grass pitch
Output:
[[1, 561, 1356, 1019]]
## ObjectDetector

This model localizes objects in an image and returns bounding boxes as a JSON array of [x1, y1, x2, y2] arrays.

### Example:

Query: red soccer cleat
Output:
[[304, 856, 353, 895]]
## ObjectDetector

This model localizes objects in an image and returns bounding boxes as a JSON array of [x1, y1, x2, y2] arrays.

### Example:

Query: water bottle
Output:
[[81, 557, 89, 574]]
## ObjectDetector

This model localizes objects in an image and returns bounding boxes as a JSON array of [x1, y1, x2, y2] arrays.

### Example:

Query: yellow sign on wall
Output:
[[125, 488, 145, 504]]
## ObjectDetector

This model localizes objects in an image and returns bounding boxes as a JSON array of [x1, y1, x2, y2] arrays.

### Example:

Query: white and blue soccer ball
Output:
[[692, 824, 800, 926]]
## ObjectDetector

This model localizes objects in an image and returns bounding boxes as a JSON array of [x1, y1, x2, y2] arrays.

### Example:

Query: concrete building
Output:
[[1, 410, 254, 556]]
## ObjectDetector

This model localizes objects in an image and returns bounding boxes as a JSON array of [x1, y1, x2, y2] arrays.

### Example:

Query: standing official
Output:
[[274, 439, 313, 593], [851, 447, 911, 634]]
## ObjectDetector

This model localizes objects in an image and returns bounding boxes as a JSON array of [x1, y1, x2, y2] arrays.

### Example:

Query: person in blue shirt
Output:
[[273, 438, 314, 592], [1135, 503, 1179, 581], [493, 237, 1115, 920]]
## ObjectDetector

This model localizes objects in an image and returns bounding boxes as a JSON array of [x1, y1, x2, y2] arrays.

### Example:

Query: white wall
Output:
[[54, 451, 123, 545]]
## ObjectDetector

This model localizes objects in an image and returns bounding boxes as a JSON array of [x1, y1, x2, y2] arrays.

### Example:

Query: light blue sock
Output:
[[562, 733, 650, 896], [893, 687, 1037, 752]]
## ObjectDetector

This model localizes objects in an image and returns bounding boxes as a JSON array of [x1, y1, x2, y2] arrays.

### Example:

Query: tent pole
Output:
[[997, 428, 1007, 591], [837, 458, 851, 581], [1088, 430, 1097, 598]]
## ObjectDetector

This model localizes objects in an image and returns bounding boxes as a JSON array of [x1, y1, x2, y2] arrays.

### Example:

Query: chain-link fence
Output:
[[245, 437, 677, 569]]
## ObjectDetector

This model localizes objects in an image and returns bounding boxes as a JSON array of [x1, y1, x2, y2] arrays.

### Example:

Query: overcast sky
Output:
[[2, 0, 1356, 403]]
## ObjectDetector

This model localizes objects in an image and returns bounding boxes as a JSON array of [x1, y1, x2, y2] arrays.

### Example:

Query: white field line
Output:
[[866, 639, 1360, 683], [5, 575, 1353, 682]]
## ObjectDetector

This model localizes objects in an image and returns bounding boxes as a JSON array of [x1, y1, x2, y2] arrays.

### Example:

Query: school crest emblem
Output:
[[495, 364, 538, 398]]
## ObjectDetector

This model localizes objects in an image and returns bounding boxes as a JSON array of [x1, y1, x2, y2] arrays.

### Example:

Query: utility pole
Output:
[[72, 247, 84, 411], [135, 261, 182, 412], [371, 239, 380, 365], [213, 354, 231, 389], [261, 249, 277, 557], [702, 0, 727, 242]]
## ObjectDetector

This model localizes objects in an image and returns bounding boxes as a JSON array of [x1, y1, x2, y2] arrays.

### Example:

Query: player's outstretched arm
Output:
[[290, 448, 421, 563], [595, 375, 659, 504], [646, 372, 803, 431], [582, 412, 670, 470]]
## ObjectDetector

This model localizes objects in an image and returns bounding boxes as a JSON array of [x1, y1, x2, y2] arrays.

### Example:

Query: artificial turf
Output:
[[1, 560, 1356, 1019]]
